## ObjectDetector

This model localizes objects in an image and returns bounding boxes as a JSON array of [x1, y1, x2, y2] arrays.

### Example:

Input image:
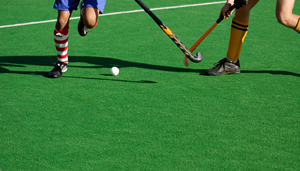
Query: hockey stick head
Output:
[[184, 51, 203, 65], [184, 51, 203, 64], [196, 51, 203, 62], [190, 51, 203, 63]]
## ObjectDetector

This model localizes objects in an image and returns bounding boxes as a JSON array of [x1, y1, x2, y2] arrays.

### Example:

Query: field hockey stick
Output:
[[183, 6, 236, 66], [184, 0, 248, 66], [135, 0, 203, 63]]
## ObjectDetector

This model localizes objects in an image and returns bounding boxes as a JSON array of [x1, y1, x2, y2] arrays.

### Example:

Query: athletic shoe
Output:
[[78, 1, 89, 36], [49, 62, 68, 78], [205, 58, 240, 76]]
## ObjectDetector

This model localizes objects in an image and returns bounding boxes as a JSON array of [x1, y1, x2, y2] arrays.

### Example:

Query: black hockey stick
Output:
[[135, 0, 203, 63]]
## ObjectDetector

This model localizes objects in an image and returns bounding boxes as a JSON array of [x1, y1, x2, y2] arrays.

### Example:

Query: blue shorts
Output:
[[54, 0, 106, 13]]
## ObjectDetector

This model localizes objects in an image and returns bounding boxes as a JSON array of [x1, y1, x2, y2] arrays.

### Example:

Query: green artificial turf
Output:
[[0, 0, 299, 170]]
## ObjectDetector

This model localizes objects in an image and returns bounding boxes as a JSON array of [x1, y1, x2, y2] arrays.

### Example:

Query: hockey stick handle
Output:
[[192, 5, 236, 51], [135, 0, 163, 26], [192, 4, 236, 51], [183, 4, 236, 66], [189, 22, 218, 53], [136, 0, 203, 63], [216, 5, 236, 23], [136, 0, 150, 12]]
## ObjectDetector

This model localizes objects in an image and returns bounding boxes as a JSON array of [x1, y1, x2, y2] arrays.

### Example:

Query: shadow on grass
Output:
[[0, 56, 299, 78], [0, 56, 203, 83]]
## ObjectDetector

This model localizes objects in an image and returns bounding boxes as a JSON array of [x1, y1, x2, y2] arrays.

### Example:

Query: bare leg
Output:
[[81, 7, 100, 28], [56, 10, 72, 29], [234, 0, 259, 22], [49, 10, 72, 78], [276, 0, 299, 29]]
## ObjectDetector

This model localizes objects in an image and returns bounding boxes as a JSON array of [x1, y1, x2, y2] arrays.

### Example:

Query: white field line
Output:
[[0, 1, 225, 29]]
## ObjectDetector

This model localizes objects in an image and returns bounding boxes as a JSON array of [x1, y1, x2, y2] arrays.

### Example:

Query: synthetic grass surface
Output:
[[0, 0, 299, 170]]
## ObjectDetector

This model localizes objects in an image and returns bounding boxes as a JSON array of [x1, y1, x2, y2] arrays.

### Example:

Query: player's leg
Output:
[[276, 0, 300, 33], [77, 5, 99, 36], [82, 7, 99, 28], [226, 0, 259, 63], [50, 10, 72, 78], [78, 0, 107, 36], [55, 10, 72, 64], [205, 0, 259, 76], [50, 0, 80, 78]]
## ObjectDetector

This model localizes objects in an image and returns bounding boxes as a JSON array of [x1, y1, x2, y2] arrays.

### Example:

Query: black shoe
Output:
[[78, 1, 89, 36], [49, 62, 68, 78], [205, 58, 240, 76]]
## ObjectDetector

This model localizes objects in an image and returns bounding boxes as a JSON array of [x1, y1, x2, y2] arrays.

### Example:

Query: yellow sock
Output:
[[227, 18, 249, 62], [294, 18, 300, 33]]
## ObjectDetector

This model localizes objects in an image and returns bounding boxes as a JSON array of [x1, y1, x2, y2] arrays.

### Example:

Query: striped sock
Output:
[[227, 18, 249, 62], [54, 25, 69, 63]]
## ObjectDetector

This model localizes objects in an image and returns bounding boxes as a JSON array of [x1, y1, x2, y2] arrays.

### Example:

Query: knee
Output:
[[276, 16, 286, 26], [235, 0, 259, 16], [56, 18, 69, 29], [276, 13, 289, 26], [83, 17, 98, 28], [81, 8, 99, 28], [56, 11, 71, 29], [241, 0, 259, 11]]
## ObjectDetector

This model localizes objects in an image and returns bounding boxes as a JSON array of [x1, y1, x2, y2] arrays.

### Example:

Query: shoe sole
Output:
[[62, 67, 68, 73], [206, 72, 241, 76]]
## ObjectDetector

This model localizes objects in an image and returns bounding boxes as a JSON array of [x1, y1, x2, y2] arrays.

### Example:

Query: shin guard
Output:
[[54, 25, 69, 63]]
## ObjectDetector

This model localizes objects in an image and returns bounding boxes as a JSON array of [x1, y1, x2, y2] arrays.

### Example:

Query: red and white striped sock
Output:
[[54, 25, 69, 63]]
